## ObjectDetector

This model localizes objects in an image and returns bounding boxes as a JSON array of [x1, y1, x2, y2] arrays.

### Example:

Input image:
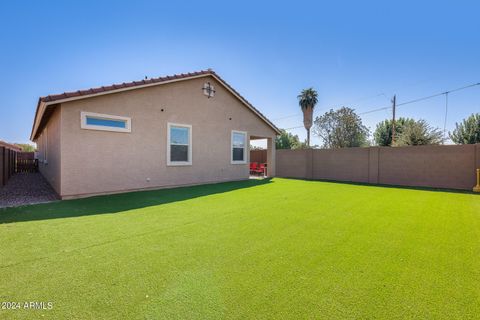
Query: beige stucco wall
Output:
[[378, 144, 476, 190], [37, 107, 62, 194], [312, 147, 370, 183], [276, 149, 311, 179], [276, 144, 480, 190], [55, 75, 276, 198]]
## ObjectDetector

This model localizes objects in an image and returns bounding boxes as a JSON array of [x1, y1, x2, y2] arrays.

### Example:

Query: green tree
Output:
[[394, 119, 443, 146], [298, 88, 318, 147], [313, 107, 369, 148], [14, 143, 36, 152], [275, 130, 307, 149], [373, 118, 415, 146], [449, 113, 480, 144]]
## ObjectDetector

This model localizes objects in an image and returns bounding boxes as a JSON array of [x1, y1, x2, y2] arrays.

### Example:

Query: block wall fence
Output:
[[276, 144, 480, 190]]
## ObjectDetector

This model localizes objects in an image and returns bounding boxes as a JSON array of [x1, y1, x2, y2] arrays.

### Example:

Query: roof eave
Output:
[[30, 71, 281, 140], [30, 99, 46, 141]]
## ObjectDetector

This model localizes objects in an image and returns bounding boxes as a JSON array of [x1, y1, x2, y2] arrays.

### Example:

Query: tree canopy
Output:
[[275, 130, 307, 150], [297, 88, 318, 110], [449, 113, 480, 144], [14, 143, 36, 152], [313, 107, 369, 148], [298, 87, 318, 147], [373, 118, 415, 146], [394, 119, 443, 146]]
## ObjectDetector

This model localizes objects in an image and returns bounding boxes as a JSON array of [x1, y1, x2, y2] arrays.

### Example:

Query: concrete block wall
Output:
[[276, 144, 480, 190]]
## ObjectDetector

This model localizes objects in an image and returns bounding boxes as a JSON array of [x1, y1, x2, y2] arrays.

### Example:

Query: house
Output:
[[30, 70, 280, 199]]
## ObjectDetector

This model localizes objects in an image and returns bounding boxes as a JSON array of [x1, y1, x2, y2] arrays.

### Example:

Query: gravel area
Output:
[[0, 173, 59, 208]]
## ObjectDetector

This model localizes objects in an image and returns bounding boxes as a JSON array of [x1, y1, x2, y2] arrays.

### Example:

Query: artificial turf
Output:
[[0, 178, 479, 319]]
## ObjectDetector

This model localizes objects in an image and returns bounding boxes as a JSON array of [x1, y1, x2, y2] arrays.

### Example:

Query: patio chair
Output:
[[250, 162, 259, 175], [256, 163, 266, 177]]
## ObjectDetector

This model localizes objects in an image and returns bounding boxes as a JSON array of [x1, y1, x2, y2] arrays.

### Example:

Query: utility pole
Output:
[[391, 95, 396, 146]]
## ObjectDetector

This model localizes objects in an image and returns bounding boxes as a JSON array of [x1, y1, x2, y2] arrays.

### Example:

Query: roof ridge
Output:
[[31, 69, 280, 140], [40, 69, 214, 102]]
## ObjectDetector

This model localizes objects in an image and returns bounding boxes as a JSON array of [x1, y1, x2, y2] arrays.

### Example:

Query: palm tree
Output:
[[298, 88, 318, 147]]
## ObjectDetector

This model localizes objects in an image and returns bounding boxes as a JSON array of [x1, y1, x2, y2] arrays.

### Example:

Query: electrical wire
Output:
[[397, 82, 480, 107], [280, 81, 480, 131], [272, 92, 387, 121], [443, 92, 449, 143], [283, 125, 304, 130], [357, 82, 480, 116]]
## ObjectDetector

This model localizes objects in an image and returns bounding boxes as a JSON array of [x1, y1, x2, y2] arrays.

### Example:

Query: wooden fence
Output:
[[16, 152, 38, 173], [250, 149, 267, 163], [0, 147, 18, 187], [0, 150, 39, 186]]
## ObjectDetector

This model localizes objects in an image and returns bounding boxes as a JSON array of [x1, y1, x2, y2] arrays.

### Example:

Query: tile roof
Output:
[[39, 70, 213, 103], [32, 70, 280, 140]]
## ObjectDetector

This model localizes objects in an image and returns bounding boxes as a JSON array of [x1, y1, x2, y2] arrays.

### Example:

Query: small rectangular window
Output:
[[81, 112, 131, 133], [167, 123, 192, 166], [231, 131, 247, 164], [86, 117, 127, 128]]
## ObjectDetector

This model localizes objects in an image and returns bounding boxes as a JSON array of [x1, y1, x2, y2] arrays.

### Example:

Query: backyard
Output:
[[0, 178, 479, 319]]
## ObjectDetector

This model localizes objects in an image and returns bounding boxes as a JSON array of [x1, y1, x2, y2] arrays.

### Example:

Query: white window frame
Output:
[[167, 123, 192, 166], [80, 111, 131, 133], [231, 130, 247, 164]]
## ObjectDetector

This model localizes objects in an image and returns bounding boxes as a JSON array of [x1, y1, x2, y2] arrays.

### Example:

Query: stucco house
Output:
[[30, 70, 280, 199]]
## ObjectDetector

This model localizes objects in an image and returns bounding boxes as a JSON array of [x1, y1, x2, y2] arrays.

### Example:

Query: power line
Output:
[[397, 82, 480, 107], [281, 81, 480, 131], [272, 92, 387, 121], [358, 106, 391, 115], [443, 92, 449, 143], [283, 125, 304, 130], [358, 81, 480, 116]]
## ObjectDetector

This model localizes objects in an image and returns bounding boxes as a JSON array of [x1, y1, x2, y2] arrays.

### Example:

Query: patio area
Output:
[[0, 172, 58, 208]]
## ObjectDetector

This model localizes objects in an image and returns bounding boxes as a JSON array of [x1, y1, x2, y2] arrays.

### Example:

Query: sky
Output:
[[1, 0, 479, 147]]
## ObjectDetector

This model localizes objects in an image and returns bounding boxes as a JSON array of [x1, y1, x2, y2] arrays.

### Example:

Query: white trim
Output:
[[167, 123, 192, 166], [31, 73, 280, 140], [80, 111, 131, 133], [231, 130, 247, 164]]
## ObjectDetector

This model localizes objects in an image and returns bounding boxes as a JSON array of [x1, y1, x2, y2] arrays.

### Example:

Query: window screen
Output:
[[169, 125, 191, 164], [232, 132, 246, 162]]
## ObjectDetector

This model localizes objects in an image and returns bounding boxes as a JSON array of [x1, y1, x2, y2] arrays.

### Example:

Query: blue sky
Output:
[[1, 0, 479, 146]]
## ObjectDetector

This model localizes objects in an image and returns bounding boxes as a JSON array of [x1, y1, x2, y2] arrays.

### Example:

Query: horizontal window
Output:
[[86, 117, 127, 128], [167, 123, 192, 166], [231, 131, 247, 164], [81, 112, 131, 133]]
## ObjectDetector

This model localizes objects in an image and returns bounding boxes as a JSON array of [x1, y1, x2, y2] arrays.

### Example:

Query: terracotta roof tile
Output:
[[32, 70, 280, 139], [38, 70, 210, 103]]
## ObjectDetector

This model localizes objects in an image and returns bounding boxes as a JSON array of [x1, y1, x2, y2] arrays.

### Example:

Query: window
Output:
[[231, 131, 247, 164], [167, 123, 192, 166], [81, 112, 131, 133]]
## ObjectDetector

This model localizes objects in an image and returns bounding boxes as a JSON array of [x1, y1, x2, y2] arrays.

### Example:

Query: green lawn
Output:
[[1, 178, 479, 319]]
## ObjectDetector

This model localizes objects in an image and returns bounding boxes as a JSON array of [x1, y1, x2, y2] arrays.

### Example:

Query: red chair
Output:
[[257, 163, 266, 176], [250, 162, 258, 175]]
